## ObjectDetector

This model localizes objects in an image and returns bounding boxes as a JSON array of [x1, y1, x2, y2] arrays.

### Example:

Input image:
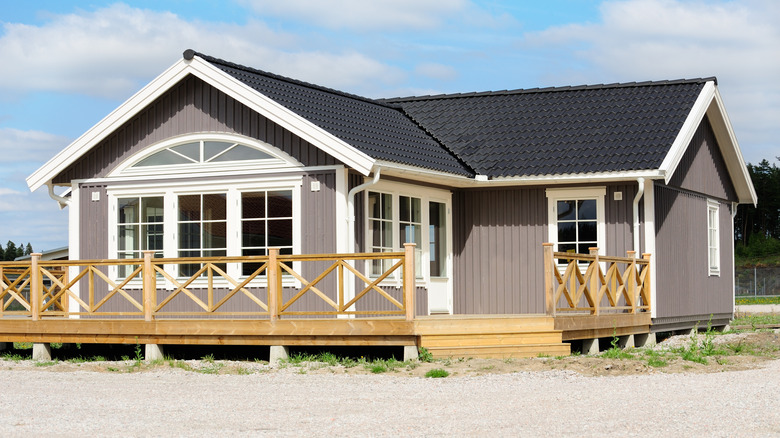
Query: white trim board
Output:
[[27, 54, 375, 192]]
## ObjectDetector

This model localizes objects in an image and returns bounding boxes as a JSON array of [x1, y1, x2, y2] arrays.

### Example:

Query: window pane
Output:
[[370, 219, 381, 246], [368, 192, 380, 219], [179, 223, 200, 249], [400, 224, 420, 246], [578, 200, 597, 220], [118, 225, 138, 251], [203, 194, 226, 221], [557, 201, 576, 221], [381, 193, 392, 219], [209, 144, 273, 162], [170, 142, 200, 161], [577, 243, 594, 254], [382, 221, 393, 248], [142, 224, 164, 251], [202, 222, 226, 249], [242, 248, 267, 276], [557, 222, 576, 242], [558, 243, 576, 254], [268, 191, 292, 218], [118, 198, 139, 224], [135, 149, 192, 167], [203, 141, 232, 161], [400, 196, 410, 222], [578, 222, 597, 242], [242, 220, 266, 247], [141, 197, 164, 222], [268, 219, 293, 247], [411, 198, 421, 223], [179, 195, 200, 221], [242, 192, 265, 219]]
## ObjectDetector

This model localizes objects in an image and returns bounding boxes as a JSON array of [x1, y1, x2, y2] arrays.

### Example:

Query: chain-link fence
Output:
[[735, 266, 780, 297]]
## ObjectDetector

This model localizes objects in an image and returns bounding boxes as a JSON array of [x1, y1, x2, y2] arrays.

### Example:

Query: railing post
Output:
[[143, 251, 155, 321], [589, 247, 600, 316], [403, 243, 416, 321], [543, 243, 555, 316], [643, 253, 652, 312], [268, 248, 279, 321], [627, 250, 637, 313], [30, 253, 42, 321]]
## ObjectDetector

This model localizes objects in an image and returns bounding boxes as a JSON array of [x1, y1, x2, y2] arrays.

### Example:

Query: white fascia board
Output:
[[185, 56, 374, 176], [27, 55, 375, 192], [659, 81, 716, 183], [27, 59, 193, 192], [377, 159, 664, 188], [707, 88, 757, 206]]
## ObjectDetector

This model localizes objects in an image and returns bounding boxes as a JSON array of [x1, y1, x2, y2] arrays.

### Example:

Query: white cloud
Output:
[[0, 128, 70, 164], [0, 3, 406, 99], [238, 0, 471, 31], [524, 0, 780, 164]]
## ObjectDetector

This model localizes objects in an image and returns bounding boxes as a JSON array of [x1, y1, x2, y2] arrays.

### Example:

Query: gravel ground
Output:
[[1, 358, 779, 437]]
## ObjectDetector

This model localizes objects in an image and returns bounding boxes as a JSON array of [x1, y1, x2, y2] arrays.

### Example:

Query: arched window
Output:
[[132, 140, 275, 168]]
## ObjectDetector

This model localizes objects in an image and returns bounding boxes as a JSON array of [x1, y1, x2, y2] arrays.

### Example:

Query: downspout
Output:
[[347, 166, 381, 253], [46, 181, 70, 210], [632, 178, 645, 257]]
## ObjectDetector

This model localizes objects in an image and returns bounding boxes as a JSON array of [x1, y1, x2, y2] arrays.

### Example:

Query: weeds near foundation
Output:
[[1, 352, 27, 363], [134, 338, 143, 363], [601, 331, 635, 360], [34, 360, 58, 367], [418, 347, 434, 363], [425, 368, 449, 378]]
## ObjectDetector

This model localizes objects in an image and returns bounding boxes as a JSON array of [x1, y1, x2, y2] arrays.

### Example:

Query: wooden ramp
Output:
[[415, 315, 570, 358]]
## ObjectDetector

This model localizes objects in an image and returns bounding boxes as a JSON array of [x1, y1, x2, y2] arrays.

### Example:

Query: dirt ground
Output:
[[3, 330, 778, 378]]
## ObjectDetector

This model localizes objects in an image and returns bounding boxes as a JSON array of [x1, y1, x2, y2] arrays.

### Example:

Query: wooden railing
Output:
[[543, 244, 651, 316], [0, 243, 416, 321]]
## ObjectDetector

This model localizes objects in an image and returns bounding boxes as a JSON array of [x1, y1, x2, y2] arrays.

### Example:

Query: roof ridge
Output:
[[380, 77, 718, 103], [189, 50, 390, 107]]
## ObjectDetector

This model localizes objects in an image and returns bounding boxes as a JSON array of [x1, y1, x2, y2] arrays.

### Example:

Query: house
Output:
[[17, 50, 755, 357]]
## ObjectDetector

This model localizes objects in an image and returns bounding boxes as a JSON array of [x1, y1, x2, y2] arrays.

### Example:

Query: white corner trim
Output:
[[642, 179, 657, 319], [27, 54, 376, 192], [659, 81, 716, 182]]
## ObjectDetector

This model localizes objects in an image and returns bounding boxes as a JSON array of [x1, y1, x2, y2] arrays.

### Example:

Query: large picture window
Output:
[[241, 190, 293, 275], [178, 194, 228, 276]]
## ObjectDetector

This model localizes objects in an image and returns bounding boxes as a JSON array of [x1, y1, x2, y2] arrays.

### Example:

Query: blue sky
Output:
[[0, 0, 778, 251]]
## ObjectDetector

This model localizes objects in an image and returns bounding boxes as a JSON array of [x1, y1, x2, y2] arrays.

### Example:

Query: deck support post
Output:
[[403, 243, 416, 321], [634, 333, 655, 347], [618, 335, 635, 349], [581, 338, 599, 355], [582, 338, 601, 356], [30, 253, 42, 321], [268, 248, 280, 321], [32, 343, 51, 361], [145, 344, 164, 361], [543, 243, 555, 316], [403, 345, 418, 361], [142, 251, 155, 321], [269, 345, 289, 364]]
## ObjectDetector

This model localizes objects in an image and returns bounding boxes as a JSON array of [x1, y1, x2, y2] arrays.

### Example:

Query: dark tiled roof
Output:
[[196, 53, 474, 176], [195, 51, 710, 179], [383, 80, 710, 177]]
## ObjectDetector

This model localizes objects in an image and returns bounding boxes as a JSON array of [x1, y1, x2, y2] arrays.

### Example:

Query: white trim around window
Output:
[[546, 187, 607, 255], [107, 176, 302, 287], [707, 199, 720, 276]]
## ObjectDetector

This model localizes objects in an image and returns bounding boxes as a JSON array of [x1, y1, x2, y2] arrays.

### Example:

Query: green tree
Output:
[[4, 241, 17, 261], [24, 243, 33, 256]]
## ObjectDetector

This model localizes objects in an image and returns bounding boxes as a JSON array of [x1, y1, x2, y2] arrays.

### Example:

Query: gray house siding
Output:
[[668, 116, 738, 202], [654, 185, 733, 325], [79, 184, 109, 260], [452, 183, 638, 315], [53, 74, 338, 184]]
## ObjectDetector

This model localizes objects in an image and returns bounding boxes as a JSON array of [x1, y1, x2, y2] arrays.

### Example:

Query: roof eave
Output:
[[659, 81, 757, 206], [27, 54, 376, 192]]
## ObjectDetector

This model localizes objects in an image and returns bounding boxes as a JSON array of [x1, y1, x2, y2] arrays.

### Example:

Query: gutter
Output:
[[632, 177, 645, 256], [46, 181, 70, 210]]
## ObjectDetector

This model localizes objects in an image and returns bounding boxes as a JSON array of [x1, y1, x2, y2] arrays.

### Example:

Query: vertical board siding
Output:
[[79, 185, 108, 260], [452, 183, 636, 315], [668, 116, 738, 202], [53, 75, 338, 184], [654, 184, 733, 319]]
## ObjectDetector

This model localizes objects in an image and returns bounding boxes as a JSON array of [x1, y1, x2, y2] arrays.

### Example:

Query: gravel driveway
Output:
[[1, 359, 779, 437]]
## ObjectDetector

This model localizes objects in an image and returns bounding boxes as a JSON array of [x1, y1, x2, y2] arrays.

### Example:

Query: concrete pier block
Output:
[[403, 345, 419, 362], [618, 335, 635, 349], [0, 342, 7, 352], [32, 343, 52, 361], [145, 344, 165, 361], [269, 345, 289, 364], [581, 338, 600, 355], [634, 333, 655, 347]]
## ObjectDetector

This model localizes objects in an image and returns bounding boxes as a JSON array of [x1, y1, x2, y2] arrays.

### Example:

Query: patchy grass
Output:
[[736, 296, 780, 305], [425, 368, 449, 378], [731, 314, 780, 329]]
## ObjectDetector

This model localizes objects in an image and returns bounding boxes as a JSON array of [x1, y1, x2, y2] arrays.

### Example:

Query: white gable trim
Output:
[[27, 55, 375, 192], [659, 81, 756, 205]]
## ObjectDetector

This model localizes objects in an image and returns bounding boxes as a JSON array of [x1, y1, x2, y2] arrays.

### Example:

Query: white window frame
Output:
[[364, 181, 452, 288], [707, 199, 720, 276], [546, 187, 607, 255], [107, 176, 302, 287]]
